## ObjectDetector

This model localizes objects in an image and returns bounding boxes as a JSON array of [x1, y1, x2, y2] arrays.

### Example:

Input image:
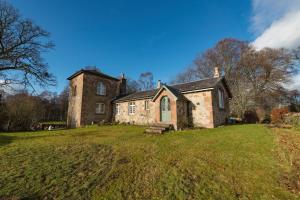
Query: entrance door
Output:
[[160, 96, 171, 122]]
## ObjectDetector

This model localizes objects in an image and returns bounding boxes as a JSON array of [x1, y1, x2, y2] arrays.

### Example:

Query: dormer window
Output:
[[96, 82, 106, 95]]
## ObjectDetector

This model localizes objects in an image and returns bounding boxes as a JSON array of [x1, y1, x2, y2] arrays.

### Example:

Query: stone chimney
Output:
[[119, 73, 127, 95], [213, 67, 220, 78], [157, 80, 162, 88]]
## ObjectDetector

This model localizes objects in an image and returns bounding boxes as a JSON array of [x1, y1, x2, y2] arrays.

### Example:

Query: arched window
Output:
[[161, 96, 170, 111], [96, 82, 106, 95]]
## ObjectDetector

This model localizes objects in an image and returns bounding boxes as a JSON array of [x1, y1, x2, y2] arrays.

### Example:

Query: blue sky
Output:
[[9, 0, 300, 92]]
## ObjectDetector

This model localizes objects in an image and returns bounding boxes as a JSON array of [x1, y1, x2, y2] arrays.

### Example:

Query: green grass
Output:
[[39, 121, 66, 125], [0, 125, 299, 199]]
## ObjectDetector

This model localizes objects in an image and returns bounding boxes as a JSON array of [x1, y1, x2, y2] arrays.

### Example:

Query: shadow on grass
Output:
[[0, 129, 115, 148], [0, 135, 15, 147]]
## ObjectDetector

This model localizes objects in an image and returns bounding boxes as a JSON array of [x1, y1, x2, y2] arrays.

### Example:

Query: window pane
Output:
[[96, 103, 100, 113], [97, 82, 106, 95], [100, 103, 105, 113], [167, 98, 170, 111], [218, 89, 224, 108]]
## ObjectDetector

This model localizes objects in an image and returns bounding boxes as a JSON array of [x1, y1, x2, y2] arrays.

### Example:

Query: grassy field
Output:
[[0, 125, 300, 199]]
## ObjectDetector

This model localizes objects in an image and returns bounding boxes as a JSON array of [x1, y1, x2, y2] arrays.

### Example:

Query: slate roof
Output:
[[115, 77, 231, 102], [67, 69, 120, 81], [156, 85, 189, 101], [171, 77, 221, 92], [114, 89, 159, 102]]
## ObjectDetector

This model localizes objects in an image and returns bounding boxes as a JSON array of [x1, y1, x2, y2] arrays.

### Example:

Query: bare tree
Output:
[[239, 48, 295, 107], [57, 86, 69, 120], [172, 38, 298, 118], [0, 1, 55, 91], [138, 72, 154, 91], [170, 66, 197, 84], [5, 91, 43, 131], [126, 78, 140, 94]]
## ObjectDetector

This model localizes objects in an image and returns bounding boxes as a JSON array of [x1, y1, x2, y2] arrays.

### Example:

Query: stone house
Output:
[[67, 68, 232, 129]]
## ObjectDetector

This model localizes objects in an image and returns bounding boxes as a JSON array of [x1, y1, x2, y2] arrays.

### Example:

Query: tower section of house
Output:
[[67, 69, 126, 128]]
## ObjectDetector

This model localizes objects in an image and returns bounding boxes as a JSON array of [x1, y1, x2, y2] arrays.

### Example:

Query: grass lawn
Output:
[[0, 125, 300, 199]]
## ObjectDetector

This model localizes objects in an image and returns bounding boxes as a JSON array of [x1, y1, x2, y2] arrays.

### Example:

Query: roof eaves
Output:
[[180, 87, 214, 94], [114, 96, 153, 103], [152, 85, 178, 101], [67, 69, 120, 81]]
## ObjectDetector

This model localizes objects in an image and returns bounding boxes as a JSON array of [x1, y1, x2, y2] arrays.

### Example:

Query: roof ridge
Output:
[[82, 69, 120, 80], [67, 69, 120, 81], [169, 77, 220, 87]]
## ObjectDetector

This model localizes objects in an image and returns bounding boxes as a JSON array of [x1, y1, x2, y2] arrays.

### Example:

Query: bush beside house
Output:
[[283, 113, 300, 126]]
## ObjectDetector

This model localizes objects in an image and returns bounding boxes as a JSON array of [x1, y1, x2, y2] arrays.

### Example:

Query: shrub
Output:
[[5, 93, 44, 131], [284, 113, 300, 126], [271, 108, 289, 124], [0, 102, 9, 131]]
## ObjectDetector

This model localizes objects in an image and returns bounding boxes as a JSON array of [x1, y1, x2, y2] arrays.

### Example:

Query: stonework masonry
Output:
[[67, 71, 125, 128], [114, 99, 156, 125], [67, 69, 231, 129], [183, 91, 214, 128], [212, 82, 230, 127], [67, 73, 84, 128]]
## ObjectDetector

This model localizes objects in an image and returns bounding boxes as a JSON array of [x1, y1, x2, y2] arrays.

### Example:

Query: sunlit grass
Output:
[[0, 125, 298, 199]]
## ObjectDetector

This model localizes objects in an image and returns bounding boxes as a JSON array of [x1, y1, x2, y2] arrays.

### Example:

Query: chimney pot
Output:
[[157, 80, 162, 88], [214, 67, 220, 78], [121, 73, 125, 79]]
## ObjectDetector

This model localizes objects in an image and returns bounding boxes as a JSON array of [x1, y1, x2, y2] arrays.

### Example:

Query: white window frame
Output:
[[128, 102, 136, 115], [116, 103, 121, 115], [96, 103, 105, 114], [218, 89, 225, 109], [145, 100, 150, 110], [96, 82, 106, 96]]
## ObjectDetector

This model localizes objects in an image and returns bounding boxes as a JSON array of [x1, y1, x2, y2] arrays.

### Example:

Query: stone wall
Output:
[[114, 88, 182, 129], [80, 73, 120, 125], [183, 91, 214, 128], [114, 99, 155, 125], [67, 71, 231, 129], [67, 73, 84, 128], [211, 82, 230, 127], [67, 72, 124, 128], [176, 100, 188, 130], [113, 89, 218, 129]]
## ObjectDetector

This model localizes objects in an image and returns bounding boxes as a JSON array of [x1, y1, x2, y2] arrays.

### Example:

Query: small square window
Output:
[[96, 103, 105, 114]]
